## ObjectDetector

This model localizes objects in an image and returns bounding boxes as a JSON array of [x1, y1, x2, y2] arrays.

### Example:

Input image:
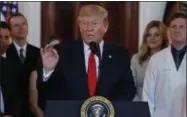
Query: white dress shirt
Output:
[[13, 41, 27, 58], [0, 85, 4, 113], [83, 41, 104, 78], [1, 53, 6, 58], [43, 40, 104, 81]]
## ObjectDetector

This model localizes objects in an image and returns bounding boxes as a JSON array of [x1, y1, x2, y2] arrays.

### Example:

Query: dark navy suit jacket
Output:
[[45, 40, 136, 101], [0, 56, 21, 117]]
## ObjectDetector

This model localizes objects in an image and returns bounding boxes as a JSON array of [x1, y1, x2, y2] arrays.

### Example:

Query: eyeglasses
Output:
[[170, 25, 186, 30], [12, 22, 27, 28]]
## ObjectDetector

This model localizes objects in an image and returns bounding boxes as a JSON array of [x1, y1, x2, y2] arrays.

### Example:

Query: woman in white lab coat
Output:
[[131, 20, 168, 101], [142, 12, 187, 117]]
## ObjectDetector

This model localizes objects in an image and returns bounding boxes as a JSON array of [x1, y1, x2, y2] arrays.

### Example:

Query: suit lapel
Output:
[[165, 46, 178, 71], [69, 41, 89, 95], [25, 44, 31, 64], [96, 42, 115, 94], [73, 41, 87, 79], [7, 43, 20, 62]]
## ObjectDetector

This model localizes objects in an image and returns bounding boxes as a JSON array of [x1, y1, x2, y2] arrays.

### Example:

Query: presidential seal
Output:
[[80, 96, 115, 117]]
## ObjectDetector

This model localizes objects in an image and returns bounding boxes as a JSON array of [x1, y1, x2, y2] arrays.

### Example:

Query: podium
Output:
[[44, 100, 151, 117]]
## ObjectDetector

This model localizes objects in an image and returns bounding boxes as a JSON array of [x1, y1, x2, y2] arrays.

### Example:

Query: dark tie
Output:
[[88, 52, 97, 96], [19, 48, 25, 63], [175, 51, 180, 70]]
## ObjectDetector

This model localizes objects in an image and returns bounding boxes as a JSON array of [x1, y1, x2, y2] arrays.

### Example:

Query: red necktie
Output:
[[88, 52, 97, 96]]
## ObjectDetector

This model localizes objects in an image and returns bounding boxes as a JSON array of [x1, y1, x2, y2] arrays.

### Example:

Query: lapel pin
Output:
[[108, 55, 112, 59]]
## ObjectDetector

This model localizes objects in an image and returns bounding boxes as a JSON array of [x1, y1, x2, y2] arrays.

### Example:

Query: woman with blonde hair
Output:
[[131, 20, 168, 101]]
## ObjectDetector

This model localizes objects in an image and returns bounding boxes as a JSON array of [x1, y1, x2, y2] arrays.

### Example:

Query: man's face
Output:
[[0, 28, 10, 46], [10, 16, 28, 40], [0, 28, 11, 51], [169, 18, 186, 44], [79, 16, 108, 44]]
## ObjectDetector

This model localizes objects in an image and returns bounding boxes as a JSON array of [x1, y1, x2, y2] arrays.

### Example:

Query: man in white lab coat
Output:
[[142, 12, 187, 117]]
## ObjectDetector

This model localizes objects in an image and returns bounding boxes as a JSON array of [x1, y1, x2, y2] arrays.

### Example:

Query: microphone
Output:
[[89, 41, 102, 83], [89, 41, 101, 59]]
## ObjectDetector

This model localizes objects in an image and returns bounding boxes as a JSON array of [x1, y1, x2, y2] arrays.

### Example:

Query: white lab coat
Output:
[[142, 46, 186, 117]]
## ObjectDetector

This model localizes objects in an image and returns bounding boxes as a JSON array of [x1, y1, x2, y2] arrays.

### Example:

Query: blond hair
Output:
[[78, 5, 109, 25], [139, 20, 168, 65]]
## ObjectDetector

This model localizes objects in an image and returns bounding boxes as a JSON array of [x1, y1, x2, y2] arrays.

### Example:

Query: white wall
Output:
[[18, 2, 167, 48], [18, 2, 41, 48], [139, 2, 167, 47]]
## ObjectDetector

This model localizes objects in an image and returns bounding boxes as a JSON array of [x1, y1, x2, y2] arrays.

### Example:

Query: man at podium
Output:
[[40, 5, 136, 101]]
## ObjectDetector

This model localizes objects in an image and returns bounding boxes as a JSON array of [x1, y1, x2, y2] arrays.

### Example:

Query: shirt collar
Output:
[[1, 53, 6, 58], [171, 44, 187, 54], [13, 41, 27, 52], [83, 40, 104, 55]]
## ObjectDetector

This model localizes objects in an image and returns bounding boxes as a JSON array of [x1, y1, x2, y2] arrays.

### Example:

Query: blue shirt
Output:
[[0, 85, 4, 113], [171, 45, 187, 70]]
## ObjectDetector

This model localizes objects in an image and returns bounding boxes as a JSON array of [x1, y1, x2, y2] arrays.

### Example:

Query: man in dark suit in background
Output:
[[0, 22, 11, 57], [41, 5, 135, 101], [0, 56, 21, 117], [5, 13, 41, 117]]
